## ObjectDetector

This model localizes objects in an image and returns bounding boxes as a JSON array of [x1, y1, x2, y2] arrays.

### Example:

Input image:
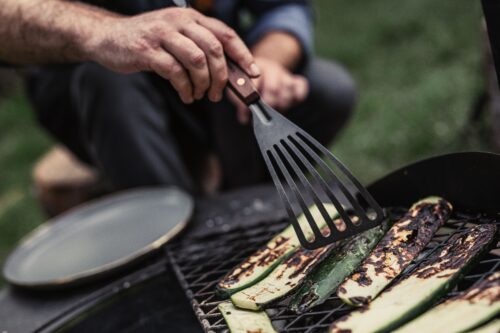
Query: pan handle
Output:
[[227, 59, 260, 105]]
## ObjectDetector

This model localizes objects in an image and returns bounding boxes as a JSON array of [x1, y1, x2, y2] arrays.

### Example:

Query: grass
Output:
[[316, 0, 487, 180], [0, 0, 489, 286], [0, 92, 52, 283]]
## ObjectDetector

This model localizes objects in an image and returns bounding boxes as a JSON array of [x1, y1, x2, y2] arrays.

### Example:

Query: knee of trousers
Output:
[[306, 58, 357, 125], [70, 62, 162, 131]]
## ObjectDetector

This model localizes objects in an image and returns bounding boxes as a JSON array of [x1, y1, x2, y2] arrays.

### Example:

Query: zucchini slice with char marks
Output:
[[217, 204, 337, 297], [290, 220, 391, 313], [394, 271, 500, 333], [218, 301, 277, 333], [330, 224, 497, 333], [231, 240, 336, 310], [468, 320, 500, 333], [338, 197, 452, 306]]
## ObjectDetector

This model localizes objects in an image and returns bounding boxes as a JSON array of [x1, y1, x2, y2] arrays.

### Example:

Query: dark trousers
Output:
[[26, 58, 356, 194]]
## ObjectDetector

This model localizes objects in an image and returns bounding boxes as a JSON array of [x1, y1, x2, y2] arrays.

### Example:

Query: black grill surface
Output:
[[166, 210, 500, 333]]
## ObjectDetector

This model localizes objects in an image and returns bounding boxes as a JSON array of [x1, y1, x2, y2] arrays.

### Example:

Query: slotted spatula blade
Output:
[[227, 62, 384, 249]]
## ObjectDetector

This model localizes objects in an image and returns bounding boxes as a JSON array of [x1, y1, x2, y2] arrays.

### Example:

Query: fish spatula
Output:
[[227, 61, 385, 249]]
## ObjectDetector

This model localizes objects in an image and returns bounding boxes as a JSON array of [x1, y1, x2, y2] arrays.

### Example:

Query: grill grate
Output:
[[166, 210, 500, 333]]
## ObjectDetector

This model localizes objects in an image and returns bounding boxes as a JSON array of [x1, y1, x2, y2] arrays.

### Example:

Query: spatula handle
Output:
[[227, 60, 260, 105]]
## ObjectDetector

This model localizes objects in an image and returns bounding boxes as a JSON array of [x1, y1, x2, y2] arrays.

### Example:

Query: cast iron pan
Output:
[[368, 151, 500, 215], [2, 187, 193, 289]]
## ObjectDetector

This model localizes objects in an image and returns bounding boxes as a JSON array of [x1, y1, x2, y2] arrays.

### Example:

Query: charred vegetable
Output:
[[290, 220, 391, 313], [231, 241, 336, 310], [329, 224, 497, 333], [218, 204, 337, 297], [218, 301, 277, 333], [394, 272, 500, 333], [338, 197, 452, 306], [468, 320, 500, 333]]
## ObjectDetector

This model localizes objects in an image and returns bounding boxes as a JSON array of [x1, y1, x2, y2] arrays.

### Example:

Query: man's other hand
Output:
[[90, 7, 260, 104], [229, 57, 308, 124]]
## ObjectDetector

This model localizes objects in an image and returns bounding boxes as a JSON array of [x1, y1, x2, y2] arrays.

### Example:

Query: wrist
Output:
[[254, 56, 277, 65], [254, 57, 288, 74], [251, 31, 303, 70], [80, 15, 122, 63]]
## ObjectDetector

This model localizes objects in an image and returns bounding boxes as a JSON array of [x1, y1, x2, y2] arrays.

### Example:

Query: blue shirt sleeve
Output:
[[245, 3, 314, 61]]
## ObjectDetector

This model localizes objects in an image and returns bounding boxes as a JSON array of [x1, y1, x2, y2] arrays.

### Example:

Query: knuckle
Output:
[[214, 68, 228, 85], [132, 38, 155, 57], [161, 29, 177, 41], [168, 64, 184, 76], [147, 20, 160, 33], [174, 79, 191, 95], [208, 42, 223, 57], [218, 73, 228, 86], [145, 55, 159, 72], [149, 20, 168, 37], [220, 28, 237, 42], [189, 51, 206, 68], [179, 79, 191, 90]]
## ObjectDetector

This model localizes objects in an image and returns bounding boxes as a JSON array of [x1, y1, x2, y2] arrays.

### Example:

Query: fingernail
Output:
[[250, 63, 260, 76]]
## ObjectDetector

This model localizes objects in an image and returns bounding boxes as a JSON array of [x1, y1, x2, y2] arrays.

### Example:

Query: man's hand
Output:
[[0, 2, 259, 104], [229, 57, 308, 124], [91, 8, 259, 104]]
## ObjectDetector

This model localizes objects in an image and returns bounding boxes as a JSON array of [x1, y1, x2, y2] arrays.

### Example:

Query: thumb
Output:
[[293, 76, 309, 103]]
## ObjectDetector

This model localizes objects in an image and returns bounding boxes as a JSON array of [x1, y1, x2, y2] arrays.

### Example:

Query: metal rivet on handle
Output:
[[237, 78, 245, 86]]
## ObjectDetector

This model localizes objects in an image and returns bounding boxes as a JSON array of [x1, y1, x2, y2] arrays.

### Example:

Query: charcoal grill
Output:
[[165, 152, 500, 333], [0, 152, 499, 333], [166, 209, 499, 333]]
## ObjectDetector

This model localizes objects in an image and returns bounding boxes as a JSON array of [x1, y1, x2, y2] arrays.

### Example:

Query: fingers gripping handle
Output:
[[227, 60, 260, 105], [171, 0, 259, 105]]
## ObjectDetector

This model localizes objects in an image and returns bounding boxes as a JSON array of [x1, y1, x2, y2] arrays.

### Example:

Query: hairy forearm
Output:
[[0, 0, 120, 64], [251, 32, 303, 70]]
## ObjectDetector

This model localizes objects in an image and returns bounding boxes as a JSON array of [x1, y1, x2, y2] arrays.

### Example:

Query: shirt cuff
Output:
[[245, 4, 314, 62]]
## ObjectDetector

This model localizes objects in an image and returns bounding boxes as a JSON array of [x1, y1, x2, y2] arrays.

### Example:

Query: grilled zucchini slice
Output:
[[218, 301, 277, 333], [329, 224, 497, 333], [468, 320, 500, 333], [231, 241, 336, 310], [338, 197, 452, 306], [394, 272, 500, 333], [217, 204, 337, 297], [290, 220, 391, 313]]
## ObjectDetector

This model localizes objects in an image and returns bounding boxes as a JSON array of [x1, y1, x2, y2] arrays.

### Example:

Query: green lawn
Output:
[[316, 0, 487, 180], [0, 0, 489, 285], [0, 93, 52, 284]]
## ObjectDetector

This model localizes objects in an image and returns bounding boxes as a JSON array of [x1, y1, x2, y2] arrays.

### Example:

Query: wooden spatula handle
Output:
[[227, 60, 260, 105]]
